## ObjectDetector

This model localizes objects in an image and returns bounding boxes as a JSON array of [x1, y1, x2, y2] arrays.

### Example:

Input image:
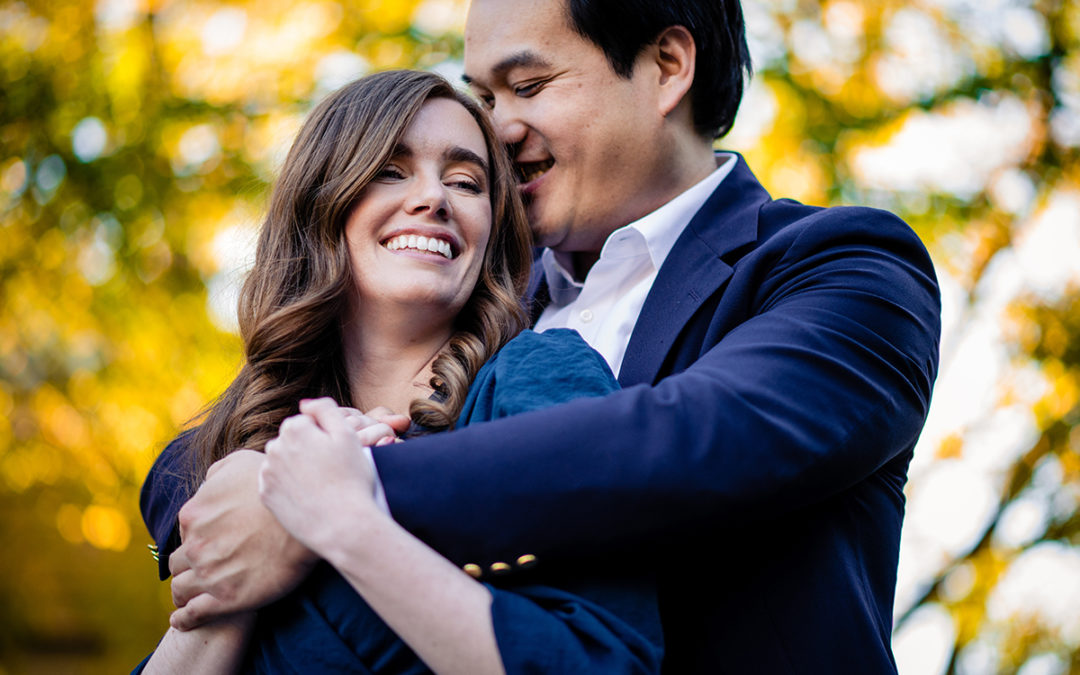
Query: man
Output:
[[145, 0, 941, 671]]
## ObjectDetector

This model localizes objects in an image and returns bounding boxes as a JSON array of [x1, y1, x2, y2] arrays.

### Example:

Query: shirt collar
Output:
[[624, 152, 737, 270], [540, 152, 737, 303]]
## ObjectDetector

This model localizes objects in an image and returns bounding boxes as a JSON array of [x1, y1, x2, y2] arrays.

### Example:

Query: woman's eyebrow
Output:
[[445, 147, 489, 175], [389, 143, 488, 176]]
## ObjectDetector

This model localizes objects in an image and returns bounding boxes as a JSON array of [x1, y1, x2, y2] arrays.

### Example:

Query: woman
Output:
[[139, 70, 661, 674]]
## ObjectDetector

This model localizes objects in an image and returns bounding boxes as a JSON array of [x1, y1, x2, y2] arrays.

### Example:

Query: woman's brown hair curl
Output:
[[186, 70, 532, 485]]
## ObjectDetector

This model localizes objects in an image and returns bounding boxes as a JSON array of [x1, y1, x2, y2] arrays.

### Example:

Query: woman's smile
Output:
[[380, 227, 461, 260]]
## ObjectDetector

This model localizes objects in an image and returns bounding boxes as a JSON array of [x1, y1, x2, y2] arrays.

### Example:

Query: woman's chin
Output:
[[356, 288, 468, 323]]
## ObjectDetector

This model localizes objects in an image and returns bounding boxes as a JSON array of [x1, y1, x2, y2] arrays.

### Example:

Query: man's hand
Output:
[[168, 450, 317, 631]]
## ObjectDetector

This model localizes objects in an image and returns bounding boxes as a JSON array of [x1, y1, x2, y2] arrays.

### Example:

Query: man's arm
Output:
[[373, 208, 940, 568]]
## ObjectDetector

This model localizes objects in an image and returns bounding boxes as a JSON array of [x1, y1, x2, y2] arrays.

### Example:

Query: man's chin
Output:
[[528, 221, 564, 250], [525, 198, 575, 250]]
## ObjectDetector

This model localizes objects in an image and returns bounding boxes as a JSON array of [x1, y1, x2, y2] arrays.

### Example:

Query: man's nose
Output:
[[491, 107, 527, 147]]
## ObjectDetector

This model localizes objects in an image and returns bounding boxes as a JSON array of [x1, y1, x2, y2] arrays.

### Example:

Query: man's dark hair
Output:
[[565, 0, 751, 139]]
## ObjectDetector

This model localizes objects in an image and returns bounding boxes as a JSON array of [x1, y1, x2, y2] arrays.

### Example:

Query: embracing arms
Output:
[[141, 404, 504, 675], [142, 205, 939, 617], [141, 331, 662, 672], [257, 398, 506, 675]]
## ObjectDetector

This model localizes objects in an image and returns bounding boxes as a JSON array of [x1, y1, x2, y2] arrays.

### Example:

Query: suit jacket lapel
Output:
[[618, 155, 769, 387], [525, 251, 550, 327]]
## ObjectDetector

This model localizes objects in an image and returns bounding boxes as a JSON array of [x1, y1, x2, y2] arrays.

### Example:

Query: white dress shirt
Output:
[[534, 153, 736, 375]]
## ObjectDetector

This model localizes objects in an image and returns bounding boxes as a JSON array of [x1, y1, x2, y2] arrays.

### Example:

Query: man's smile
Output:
[[517, 158, 554, 184]]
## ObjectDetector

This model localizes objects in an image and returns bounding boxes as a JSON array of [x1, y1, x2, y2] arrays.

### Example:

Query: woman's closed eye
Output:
[[447, 177, 483, 194], [377, 165, 405, 180]]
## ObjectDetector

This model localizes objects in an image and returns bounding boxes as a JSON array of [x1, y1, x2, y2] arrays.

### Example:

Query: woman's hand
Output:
[[262, 400, 505, 675], [339, 405, 410, 446], [258, 398, 386, 558]]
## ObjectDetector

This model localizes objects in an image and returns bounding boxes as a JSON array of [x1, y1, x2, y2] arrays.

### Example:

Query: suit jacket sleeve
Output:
[[372, 205, 941, 570]]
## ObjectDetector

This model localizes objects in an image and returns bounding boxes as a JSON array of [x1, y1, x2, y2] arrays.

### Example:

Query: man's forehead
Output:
[[463, 0, 571, 79]]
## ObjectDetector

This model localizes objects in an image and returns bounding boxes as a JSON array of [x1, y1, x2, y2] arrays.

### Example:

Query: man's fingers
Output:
[[170, 593, 226, 631], [170, 568, 197, 609], [205, 459, 223, 480], [168, 545, 191, 579]]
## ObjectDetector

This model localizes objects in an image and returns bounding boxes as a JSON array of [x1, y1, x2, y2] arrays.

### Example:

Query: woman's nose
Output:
[[405, 174, 451, 220]]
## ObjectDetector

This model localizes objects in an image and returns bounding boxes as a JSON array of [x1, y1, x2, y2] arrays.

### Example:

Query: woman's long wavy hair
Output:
[[186, 70, 532, 485]]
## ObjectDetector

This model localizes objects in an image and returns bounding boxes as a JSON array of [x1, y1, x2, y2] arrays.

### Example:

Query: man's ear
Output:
[[653, 25, 696, 118]]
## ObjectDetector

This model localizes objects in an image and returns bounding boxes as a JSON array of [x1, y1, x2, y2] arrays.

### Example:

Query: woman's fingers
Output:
[[289, 398, 406, 445], [299, 399, 410, 437], [300, 397, 356, 438], [339, 406, 379, 432], [365, 406, 412, 434], [355, 422, 396, 447]]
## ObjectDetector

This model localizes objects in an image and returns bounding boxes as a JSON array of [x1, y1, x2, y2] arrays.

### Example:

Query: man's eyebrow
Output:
[[462, 50, 553, 85], [445, 146, 489, 176]]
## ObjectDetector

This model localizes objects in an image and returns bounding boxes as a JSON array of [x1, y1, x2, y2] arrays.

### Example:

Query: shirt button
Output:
[[580, 309, 594, 323]]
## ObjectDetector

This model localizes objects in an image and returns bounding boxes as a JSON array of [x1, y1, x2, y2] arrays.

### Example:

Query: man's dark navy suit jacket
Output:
[[143, 155, 941, 673]]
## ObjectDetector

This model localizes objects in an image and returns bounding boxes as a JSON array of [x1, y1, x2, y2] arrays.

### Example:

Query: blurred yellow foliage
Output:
[[2, 0, 1079, 673]]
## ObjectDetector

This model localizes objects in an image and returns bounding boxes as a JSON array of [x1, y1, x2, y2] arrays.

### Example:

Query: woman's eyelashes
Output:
[[377, 165, 405, 181], [449, 176, 484, 194], [376, 164, 484, 195]]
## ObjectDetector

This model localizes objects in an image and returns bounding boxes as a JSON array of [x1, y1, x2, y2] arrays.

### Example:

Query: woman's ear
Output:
[[652, 25, 696, 119]]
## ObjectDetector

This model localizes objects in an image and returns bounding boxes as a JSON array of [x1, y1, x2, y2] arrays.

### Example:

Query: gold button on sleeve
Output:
[[515, 554, 537, 569], [489, 562, 511, 574], [463, 564, 482, 578]]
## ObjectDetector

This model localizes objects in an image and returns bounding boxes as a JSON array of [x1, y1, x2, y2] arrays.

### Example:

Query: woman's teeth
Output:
[[383, 234, 454, 259]]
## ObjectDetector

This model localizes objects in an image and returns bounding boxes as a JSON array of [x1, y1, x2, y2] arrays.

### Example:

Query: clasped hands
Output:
[[167, 398, 409, 630]]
